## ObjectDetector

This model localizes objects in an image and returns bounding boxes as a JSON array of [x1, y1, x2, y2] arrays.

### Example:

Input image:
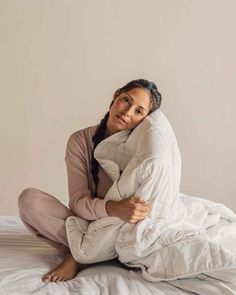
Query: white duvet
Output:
[[66, 109, 236, 283], [1, 216, 236, 295]]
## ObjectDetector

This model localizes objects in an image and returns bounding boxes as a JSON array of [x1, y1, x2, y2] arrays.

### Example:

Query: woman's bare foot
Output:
[[42, 253, 83, 283]]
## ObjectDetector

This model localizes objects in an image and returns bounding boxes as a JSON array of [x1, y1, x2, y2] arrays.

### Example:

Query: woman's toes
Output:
[[51, 275, 59, 282], [54, 276, 62, 283], [56, 277, 64, 283], [42, 275, 50, 283]]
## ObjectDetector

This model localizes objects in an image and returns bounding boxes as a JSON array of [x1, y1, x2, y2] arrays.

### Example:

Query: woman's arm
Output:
[[65, 131, 109, 220]]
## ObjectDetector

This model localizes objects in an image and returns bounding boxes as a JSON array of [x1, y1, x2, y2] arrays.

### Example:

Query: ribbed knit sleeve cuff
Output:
[[94, 198, 109, 219]]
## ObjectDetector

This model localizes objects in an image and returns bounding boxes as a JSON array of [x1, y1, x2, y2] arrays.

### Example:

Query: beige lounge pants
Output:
[[18, 187, 73, 253]]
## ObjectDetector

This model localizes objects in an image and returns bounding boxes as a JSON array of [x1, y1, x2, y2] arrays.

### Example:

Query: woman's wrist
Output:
[[105, 200, 116, 216]]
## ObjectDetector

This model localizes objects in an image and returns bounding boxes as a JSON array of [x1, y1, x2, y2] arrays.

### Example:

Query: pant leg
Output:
[[18, 187, 74, 253]]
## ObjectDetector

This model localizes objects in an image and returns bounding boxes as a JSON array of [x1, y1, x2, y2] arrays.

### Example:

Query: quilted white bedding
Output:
[[1, 216, 236, 295], [66, 109, 236, 284]]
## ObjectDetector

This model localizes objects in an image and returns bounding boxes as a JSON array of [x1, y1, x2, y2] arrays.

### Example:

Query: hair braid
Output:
[[91, 111, 109, 197]]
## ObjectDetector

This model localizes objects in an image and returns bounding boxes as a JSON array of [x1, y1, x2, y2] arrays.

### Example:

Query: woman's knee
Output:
[[18, 187, 42, 211]]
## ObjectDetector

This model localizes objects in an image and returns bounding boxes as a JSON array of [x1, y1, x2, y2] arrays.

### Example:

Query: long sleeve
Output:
[[65, 129, 110, 220]]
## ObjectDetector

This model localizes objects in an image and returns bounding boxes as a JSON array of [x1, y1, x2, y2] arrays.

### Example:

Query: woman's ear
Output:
[[110, 91, 120, 107], [113, 90, 120, 102], [109, 90, 121, 109], [149, 96, 153, 113], [109, 92, 118, 109]]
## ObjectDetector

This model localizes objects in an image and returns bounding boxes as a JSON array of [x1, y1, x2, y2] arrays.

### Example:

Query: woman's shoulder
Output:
[[67, 124, 99, 148], [70, 125, 98, 138]]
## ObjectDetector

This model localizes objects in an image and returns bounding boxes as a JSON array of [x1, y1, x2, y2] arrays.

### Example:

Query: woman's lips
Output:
[[116, 114, 127, 124]]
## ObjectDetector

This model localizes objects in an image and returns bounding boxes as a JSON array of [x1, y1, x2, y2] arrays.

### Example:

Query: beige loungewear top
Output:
[[65, 125, 113, 220]]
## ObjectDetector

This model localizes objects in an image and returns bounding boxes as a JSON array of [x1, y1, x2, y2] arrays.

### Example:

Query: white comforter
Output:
[[66, 109, 236, 283]]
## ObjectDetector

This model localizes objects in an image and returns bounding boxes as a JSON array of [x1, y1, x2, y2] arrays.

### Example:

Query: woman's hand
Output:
[[106, 196, 150, 224]]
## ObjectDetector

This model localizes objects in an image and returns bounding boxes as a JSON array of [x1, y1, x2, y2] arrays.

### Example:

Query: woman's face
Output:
[[106, 87, 152, 136]]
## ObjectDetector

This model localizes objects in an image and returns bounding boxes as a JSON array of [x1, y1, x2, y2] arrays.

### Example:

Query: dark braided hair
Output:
[[91, 79, 162, 197]]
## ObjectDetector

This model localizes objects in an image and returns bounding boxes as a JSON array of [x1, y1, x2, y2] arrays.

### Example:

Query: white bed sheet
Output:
[[0, 216, 236, 295]]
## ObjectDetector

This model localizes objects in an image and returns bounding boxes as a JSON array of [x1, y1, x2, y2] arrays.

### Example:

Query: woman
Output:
[[18, 78, 162, 283]]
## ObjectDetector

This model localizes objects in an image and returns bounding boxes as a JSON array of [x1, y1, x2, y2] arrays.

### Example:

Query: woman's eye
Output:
[[136, 109, 143, 115], [123, 97, 129, 102]]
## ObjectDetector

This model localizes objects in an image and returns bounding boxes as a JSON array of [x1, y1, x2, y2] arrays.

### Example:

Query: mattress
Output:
[[0, 216, 236, 295]]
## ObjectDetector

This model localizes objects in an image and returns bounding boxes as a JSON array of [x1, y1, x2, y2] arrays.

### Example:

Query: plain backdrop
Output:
[[0, 0, 235, 215]]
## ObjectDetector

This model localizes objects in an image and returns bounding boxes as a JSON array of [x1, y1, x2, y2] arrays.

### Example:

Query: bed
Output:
[[0, 215, 236, 295]]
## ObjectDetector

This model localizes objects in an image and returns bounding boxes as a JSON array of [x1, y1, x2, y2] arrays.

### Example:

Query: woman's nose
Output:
[[122, 106, 132, 116]]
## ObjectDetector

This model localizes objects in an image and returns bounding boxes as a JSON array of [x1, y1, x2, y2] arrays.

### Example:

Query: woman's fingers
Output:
[[136, 203, 150, 210], [129, 203, 150, 223], [129, 215, 145, 223], [132, 196, 150, 206], [135, 203, 149, 213], [132, 196, 146, 203], [129, 208, 149, 222]]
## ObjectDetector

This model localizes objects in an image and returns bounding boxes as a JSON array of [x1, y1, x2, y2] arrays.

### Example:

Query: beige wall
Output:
[[0, 0, 235, 215]]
